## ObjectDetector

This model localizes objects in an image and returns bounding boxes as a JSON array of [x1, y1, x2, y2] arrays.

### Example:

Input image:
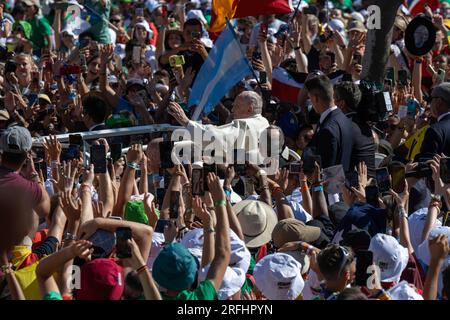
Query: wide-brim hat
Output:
[[233, 200, 278, 249]]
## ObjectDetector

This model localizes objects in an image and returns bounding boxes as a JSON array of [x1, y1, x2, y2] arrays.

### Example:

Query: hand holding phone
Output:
[[90, 144, 107, 174], [115, 227, 132, 259], [375, 167, 391, 193], [365, 185, 380, 207], [192, 168, 204, 196], [169, 191, 180, 219]]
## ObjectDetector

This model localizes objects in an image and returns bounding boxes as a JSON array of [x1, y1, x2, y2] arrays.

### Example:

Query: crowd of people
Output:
[[1, 0, 450, 301]]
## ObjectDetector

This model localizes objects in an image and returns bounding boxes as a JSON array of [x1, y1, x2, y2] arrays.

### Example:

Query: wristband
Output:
[[300, 185, 309, 193], [204, 227, 215, 234], [214, 199, 227, 207], [136, 265, 147, 274], [293, 46, 301, 51], [127, 162, 140, 170], [415, 60, 422, 64], [313, 185, 324, 192], [51, 160, 60, 169], [64, 232, 77, 241], [224, 188, 232, 199], [273, 186, 284, 195], [0, 263, 13, 273], [80, 183, 91, 191]]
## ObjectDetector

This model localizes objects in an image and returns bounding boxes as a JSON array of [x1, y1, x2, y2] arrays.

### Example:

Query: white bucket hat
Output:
[[387, 281, 424, 300], [369, 233, 409, 283], [233, 200, 278, 249], [416, 226, 450, 266], [198, 265, 246, 300], [253, 253, 305, 300]]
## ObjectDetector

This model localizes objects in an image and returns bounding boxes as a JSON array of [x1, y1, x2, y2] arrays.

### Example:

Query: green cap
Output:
[[124, 201, 148, 225]]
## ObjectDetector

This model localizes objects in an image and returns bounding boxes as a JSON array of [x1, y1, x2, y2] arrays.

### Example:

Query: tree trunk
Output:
[[361, 0, 403, 83]]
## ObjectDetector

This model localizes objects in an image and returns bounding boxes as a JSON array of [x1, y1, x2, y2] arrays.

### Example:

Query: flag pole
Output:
[[289, 0, 303, 24], [226, 18, 265, 99]]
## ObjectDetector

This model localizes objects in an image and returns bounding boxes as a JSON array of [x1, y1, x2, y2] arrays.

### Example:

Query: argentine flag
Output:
[[63, 2, 102, 36], [189, 20, 253, 120]]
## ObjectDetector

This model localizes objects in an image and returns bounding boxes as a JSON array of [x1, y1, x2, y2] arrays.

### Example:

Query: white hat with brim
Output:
[[369, 233, 409, 283], [253, 253, 304, 300], [416, 226, 450, 266], [233, 200, 278, 249], [199, 265, 246, 300], [387, 281, 424, 300]]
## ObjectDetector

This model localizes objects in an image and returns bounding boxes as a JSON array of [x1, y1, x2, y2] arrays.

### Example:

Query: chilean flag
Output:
[[406, 0, 440, 16], [271, 67, 346, 104]]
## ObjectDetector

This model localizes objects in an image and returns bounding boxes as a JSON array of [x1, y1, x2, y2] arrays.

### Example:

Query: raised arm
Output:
[[127, 238, 161, 300], [36, 240, 93, 298], [112, 144, 143, 218], [205, 173, 231, 291], [389, 181, 414, 254], [192, 196, 215, 267], [79, 217, 153, 261], [223, 166, 244, 240], [423, 234, 449, 300], [311, 162, 329, 219]]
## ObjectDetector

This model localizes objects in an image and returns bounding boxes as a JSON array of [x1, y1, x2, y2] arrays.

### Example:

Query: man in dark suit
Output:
[[334, 81, 376, 177], [82, 96, 107, 132], [417, 83, 450, 160], [304, 75, 354, 172]]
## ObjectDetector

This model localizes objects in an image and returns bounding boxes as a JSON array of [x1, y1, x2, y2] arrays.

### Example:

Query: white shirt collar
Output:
[[437, 111, 450, 122], [319, 106, 338, 124]]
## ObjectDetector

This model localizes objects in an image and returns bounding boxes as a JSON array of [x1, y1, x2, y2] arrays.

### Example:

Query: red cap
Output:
[[75, 258, 124, 300]]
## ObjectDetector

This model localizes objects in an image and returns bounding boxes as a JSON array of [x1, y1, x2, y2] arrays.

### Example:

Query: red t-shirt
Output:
[[0, 166, 42, 206]]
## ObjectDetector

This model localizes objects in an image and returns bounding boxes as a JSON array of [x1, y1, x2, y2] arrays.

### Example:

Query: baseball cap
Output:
[[0, 126, 32, 154], [253, 253, 305, 300], [75, 258, 124, 300], [387, 280, 424, 300], [233, 200, 278, 249], [431, 82, 450, 105], [348, 20, 367, 33], [369, 233, 409, 283], [38, 94, 52, 105], [0, 110, 10, 121], [126, 78, 146, 90], [152, 243, 200, 291], [22, 0, 40, 8], [271, 218, 321, 249], [186, 9, 207, 25]]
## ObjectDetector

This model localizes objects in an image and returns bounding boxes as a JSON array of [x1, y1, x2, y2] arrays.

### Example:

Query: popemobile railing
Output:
[[31, 124, 301, 162]]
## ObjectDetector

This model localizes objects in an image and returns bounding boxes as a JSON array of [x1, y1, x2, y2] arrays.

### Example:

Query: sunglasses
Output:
[[336, 246, 352, 277], [110, 19, 122, 23]]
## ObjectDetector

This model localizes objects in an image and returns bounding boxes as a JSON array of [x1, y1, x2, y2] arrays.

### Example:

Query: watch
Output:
[[64, 232, 77, 241]]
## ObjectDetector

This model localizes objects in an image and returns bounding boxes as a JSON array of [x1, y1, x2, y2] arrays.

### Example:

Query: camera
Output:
[[357, 80, 393, 122], [169, 55, 185, 68]]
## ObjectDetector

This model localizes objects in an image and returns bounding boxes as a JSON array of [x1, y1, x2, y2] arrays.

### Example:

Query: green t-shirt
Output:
[[84, 0, 111, 44], [161, 280, 218, 300], [28, 15, 52, 49]]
